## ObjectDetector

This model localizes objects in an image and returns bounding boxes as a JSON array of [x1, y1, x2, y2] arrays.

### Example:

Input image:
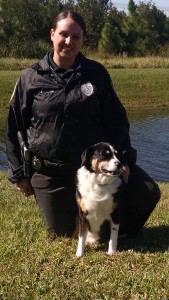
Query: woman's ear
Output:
[[50, 28, 55, 42]]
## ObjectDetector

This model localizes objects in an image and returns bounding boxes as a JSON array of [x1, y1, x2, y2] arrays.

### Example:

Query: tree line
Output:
[[0, 0, 169, 58]]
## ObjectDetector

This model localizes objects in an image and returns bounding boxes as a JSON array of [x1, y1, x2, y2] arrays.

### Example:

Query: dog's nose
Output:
[[115, 161, 122, 169]]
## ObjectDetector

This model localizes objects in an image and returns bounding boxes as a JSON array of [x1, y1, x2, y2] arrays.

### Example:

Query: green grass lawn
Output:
[[109, 68, 169, 110], [0, 171, 169, 300]]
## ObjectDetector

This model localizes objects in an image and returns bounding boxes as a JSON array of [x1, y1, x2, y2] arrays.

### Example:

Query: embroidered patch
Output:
[[81, 82, 94, 96], [9, 81, 18, 103]]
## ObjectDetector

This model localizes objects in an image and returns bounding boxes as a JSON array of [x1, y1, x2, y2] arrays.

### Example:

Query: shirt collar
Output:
[[48, 51, 81, 73]]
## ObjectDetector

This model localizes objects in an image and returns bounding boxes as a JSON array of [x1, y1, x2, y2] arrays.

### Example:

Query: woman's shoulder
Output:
[[19, 54, 49, 81], [80, 53, 108, 73], [21, 54, 49, 74]]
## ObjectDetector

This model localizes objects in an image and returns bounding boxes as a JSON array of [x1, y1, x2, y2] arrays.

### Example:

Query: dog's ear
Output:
[[81, 148, 87, 166], [81, 145, 94, 167]]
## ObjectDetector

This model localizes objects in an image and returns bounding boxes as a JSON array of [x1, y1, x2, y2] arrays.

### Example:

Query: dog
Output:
[[76, 142, 124, 257]]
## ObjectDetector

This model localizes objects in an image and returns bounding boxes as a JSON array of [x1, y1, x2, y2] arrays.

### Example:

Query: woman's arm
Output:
[[99, 68, 137, 167]]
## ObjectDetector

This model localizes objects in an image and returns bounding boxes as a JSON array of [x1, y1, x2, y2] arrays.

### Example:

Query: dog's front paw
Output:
[[107, 243, 117, 255], [76, 250, 84, 258], [107, 249, 116, 255]]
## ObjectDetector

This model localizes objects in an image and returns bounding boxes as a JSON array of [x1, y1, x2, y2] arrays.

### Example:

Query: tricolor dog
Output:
[[76, 142, 124, 257]]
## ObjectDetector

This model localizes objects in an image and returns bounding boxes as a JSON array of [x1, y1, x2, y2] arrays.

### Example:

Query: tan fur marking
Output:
[[98, 161, 108, 169], [77, 192, 88, 214], [76, 193, 82, 206], [91, 158, 99, 172], [72, 215, 79, 238], [80, 199, 88, 214]]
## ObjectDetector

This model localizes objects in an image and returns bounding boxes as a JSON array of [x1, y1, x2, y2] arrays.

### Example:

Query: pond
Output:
[[129, 110, 169, 182], [0, 108, 169, 182]]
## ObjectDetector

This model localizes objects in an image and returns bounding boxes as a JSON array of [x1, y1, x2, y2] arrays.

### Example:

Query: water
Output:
[[0, 111, 169, 182], [130, 115, 169, 182]]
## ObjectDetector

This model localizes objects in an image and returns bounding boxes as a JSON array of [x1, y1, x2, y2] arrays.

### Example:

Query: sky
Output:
[[113, 0, 169, 16]]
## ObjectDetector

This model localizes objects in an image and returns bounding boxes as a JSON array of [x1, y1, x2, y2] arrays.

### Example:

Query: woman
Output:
[[6, 11, 160, 238]]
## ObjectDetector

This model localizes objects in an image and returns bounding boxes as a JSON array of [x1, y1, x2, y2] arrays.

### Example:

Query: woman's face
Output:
[[50, 17, 84, 67]]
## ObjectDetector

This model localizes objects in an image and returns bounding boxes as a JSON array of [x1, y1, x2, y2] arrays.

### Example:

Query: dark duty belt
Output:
[[31, 155, 73, 173]]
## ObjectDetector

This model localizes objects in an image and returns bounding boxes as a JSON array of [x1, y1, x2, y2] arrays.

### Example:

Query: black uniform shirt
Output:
[[6, 52, 136, 183]]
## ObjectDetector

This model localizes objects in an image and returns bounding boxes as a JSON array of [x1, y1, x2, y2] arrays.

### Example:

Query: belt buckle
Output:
[[32, 156, 42, 170]]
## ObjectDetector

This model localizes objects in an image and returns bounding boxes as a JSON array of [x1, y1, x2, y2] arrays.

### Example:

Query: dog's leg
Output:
[[107, 220, 119, 255], [76, 212, 88, 258], [76, 231, 88, 257]]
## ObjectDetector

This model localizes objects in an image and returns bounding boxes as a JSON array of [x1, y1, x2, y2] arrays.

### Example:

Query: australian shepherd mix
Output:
[[76, 142, 124, 257]]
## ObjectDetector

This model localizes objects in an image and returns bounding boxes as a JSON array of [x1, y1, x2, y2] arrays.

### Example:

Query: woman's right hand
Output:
[[16, 178, 34, 197]]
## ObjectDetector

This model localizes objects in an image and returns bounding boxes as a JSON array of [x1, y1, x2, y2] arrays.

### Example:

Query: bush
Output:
[[0, 40, 52, 59]]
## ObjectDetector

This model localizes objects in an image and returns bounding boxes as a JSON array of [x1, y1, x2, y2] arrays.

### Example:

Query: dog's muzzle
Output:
[[100, 163, 123, 176]]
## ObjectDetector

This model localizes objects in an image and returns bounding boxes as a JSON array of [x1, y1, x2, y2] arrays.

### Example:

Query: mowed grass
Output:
[[1, 56, 169, 71], [0, 171, 169, 300], [109, 68, 169, 110]]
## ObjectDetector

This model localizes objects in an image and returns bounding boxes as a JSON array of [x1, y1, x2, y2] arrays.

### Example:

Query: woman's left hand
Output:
[[16, 178, 34, 197]]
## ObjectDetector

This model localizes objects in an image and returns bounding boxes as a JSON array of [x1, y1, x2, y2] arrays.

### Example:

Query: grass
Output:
[[0, 171, 169, 299], [1, 55, 169, 70], [109, 68, 169, 110], [0, 70, 22, 141]]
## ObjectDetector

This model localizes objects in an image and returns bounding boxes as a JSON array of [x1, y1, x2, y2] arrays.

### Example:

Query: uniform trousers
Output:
[[31, 164, 161, 238]]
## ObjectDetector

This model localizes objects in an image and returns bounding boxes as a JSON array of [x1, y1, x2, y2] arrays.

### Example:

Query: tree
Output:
[[76, 0, 111, 48], [121, 1, 138, 56], [98, 22, 114, 53], [135, 1, 168, 55], [98, 6, 127, 55], [107, 6, 127, 54], [0, 0, 169, 57], [0, 0, 62, 57], [121, 15, 138, 55], [128, 0, 137, 16]]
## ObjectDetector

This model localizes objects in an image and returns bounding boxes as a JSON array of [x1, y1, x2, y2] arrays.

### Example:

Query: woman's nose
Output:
[[65, 36, 71, 44]]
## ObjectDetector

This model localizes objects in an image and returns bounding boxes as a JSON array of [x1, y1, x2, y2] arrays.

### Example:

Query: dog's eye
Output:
[[106, 150, 110, 154], [103, 149, 112, 159]]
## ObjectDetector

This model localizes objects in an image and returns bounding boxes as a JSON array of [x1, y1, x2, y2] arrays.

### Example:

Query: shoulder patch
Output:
[[9, 81, 18, 103]]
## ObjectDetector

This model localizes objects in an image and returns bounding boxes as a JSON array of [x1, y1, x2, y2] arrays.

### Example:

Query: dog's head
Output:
[[81, 142, 124, 177]]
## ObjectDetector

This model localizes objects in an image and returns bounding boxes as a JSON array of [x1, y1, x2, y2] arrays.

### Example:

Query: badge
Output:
[[81, 82, 94, 96]]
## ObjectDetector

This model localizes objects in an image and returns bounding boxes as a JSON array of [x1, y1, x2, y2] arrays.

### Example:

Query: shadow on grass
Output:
[[118, 225, 169, 253]]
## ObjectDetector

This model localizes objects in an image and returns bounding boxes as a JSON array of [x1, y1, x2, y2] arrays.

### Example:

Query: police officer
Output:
[[6, 11, 160, 238]]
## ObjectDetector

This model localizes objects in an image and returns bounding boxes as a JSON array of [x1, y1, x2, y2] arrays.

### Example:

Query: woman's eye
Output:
[[59, 32, 81, 40], [60, 32, 68, 38], [73, 36, 80, 40]]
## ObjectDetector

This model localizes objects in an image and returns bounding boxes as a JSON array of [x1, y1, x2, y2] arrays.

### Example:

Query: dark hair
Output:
[[52, 11, 87, 37]]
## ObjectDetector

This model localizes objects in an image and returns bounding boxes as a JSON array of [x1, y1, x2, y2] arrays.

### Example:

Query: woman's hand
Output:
[[16, 179, 34, 197], [122, 164, 130, 183]]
